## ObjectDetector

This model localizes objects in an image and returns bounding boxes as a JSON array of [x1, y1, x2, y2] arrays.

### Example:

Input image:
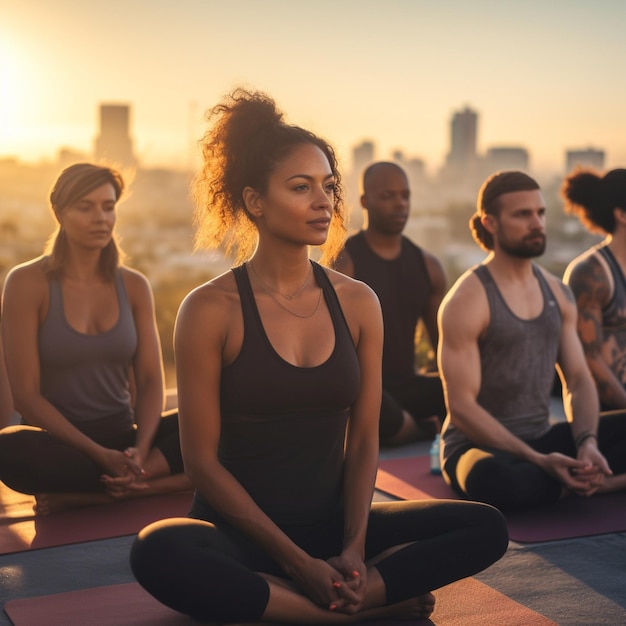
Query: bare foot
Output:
[[379, 592, 436, 620], [34, 492, 113, 516]]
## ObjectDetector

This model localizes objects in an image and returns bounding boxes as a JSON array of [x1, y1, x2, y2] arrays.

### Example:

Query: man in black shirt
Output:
[[335, 162, 446, 445]]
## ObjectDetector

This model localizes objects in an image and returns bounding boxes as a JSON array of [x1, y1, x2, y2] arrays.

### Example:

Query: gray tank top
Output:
[[38, 271, 136, 429], [442, 264, 561, 462]]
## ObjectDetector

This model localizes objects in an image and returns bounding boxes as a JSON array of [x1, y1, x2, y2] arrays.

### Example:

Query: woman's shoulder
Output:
[[321, 265, 381, 326], [119, 265, 152, 296], [322, 265, 378, 302], [4, 257, 48, 292], [178, 269, 240, 321]]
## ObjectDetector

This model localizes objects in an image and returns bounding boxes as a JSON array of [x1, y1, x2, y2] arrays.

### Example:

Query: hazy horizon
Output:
[[2, 0, 626, 174]]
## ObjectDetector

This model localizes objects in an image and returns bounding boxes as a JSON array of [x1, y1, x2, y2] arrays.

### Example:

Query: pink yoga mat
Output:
[[376, 456, 626, 543], [0, 483, 192, 554], [4, 578, 556, 626]]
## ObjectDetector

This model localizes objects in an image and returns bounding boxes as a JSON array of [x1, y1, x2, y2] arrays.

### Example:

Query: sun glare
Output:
[[0, 37, 21, 121], [0, 34, 39, 154]]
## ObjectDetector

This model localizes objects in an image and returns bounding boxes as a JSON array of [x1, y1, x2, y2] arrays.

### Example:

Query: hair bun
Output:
[[561, 169, 602, 211]]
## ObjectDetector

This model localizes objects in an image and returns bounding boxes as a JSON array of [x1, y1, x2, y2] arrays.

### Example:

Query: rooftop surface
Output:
[[0, 400, 624, 624]]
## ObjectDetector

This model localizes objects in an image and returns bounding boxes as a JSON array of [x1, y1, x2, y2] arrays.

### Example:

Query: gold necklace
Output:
[[264, 284, 323, 319], [247, 262, 322, 319], [247, 260, 312, 300]]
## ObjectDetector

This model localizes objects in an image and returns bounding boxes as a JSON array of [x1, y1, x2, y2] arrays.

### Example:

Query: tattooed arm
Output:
[[563, 255, 626, 409]]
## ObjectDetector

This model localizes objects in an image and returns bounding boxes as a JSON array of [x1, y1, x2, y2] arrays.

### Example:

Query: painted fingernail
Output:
[[329, 604, 337, 611], [332, 582, 341, 588], [352, 570, 360, 577]]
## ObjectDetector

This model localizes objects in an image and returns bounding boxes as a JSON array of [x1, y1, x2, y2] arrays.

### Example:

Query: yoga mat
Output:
[[376, 456, 626, 543], [0, 482, 192, 554], [3, 578, 556, 626]]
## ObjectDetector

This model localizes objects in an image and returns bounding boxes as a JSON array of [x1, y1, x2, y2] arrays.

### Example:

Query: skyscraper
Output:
[[565, 147, 605, 173], [352, 140, 375, 176], [486, 147, 530, 172], [94, 104, 136, 168], [446, 106, 478, 168]]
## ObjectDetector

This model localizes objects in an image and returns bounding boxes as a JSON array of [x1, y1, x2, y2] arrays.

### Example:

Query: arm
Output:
[[329, 276, 383, 612], [0, 325, 14, 427], [564, 256, 626, 408], [438, 273, 593, 490], [551, 278, 612, 491], [175, 280, 348, 609], [1, 264, 142, 479], [421, 251, 447, 357], [123, 268, 165, 463]]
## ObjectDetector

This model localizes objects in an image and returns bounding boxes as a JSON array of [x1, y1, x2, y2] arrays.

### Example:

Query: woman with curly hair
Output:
[[563, 168, 626, 410], [130, 89, 508, 624]]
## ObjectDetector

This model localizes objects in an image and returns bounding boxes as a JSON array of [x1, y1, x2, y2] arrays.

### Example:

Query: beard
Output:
[[498, 233, 546, 258]]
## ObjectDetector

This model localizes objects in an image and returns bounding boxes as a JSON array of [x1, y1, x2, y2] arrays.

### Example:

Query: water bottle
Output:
[[430, 434, 441, 475]]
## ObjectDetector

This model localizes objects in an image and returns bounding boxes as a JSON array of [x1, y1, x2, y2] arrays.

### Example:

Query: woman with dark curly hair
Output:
[[130, 89, 508, 624], [0, 163, 190, 514], [563, 168, 626, 410]]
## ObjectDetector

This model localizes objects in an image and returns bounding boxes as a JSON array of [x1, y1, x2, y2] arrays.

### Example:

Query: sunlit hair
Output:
[[470, 170, 540, 251], [561, 167, 626, 235], [192, 88, 346, 265], [44, 163, 125, 281]]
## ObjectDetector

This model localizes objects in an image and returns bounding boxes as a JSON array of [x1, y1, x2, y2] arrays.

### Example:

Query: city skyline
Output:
[[2, 1, 626, 175]]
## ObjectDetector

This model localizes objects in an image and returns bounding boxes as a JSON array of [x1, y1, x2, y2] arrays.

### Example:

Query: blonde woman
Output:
[[0, 163, 189, 514]]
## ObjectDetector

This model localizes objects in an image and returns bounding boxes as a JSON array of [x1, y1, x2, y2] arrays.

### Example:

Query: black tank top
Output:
[[344, 232, 431, 386], [211, 261, 360, 527]]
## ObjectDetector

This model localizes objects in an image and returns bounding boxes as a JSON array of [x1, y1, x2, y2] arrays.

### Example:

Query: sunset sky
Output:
[[1, 0, 625, 176]]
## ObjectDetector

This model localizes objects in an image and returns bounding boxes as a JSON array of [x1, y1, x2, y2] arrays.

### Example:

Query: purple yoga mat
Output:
[[4, 578, 557, 626], [0, 483, 192, 554], [376, 456, 626, 543]]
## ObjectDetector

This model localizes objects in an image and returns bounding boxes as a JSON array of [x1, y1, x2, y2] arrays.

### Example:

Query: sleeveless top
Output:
[[442, 264, 561, 462], [201, 261, 360, 528], [38, 271, 136, 430], [344, 232, 431, 386], [596, 245, 626, 387]]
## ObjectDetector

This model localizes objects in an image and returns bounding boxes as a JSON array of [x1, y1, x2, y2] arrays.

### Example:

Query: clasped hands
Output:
[[296, 549, 367, 615], [544, 445, 612, 496], [98, 446, 149, 497]]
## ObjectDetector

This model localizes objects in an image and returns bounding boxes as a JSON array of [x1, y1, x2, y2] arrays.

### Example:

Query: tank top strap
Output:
[[599, 245, 626, 293], [231, 263, 262, 340], [474, 264, 493, 287], [47, 276, 64, 318], [311, 261, 350, 339], [532, 265, 559, 311]]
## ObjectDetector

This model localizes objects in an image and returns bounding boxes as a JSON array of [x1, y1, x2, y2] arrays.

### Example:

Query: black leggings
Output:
[[443, 411, 626, 510], [130, 499, 508, 623], [0, 410, 184, 494], [380, 373, 446, 442]]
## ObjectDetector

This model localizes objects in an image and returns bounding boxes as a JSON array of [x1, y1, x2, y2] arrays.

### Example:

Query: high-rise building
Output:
[[565, 147, 605, 173], [352, 140, 375, 175], [94, 104, 136, 168], [486, 147, 530, 172], [446, 106, 478, 168]]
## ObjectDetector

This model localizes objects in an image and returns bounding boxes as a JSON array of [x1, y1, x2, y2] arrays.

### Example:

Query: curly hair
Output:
[[470, 170, 540, 251], [44, 163, 125, 280], [561, 167, 626, 235], [192, 88, 346, 265]]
